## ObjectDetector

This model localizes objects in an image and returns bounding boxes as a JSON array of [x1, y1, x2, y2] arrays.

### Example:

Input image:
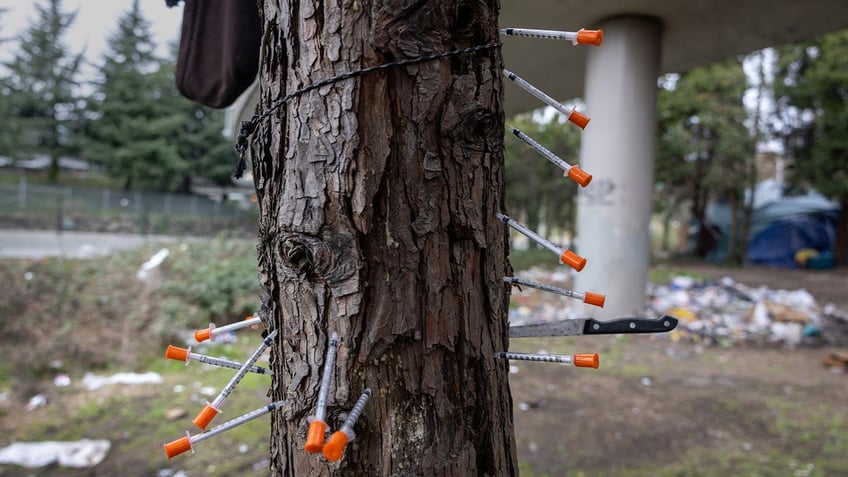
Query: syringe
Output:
[[495, 351, 599, 368], [500, 27, 603, 46], [194, 315, 263, 342], [322, 388, 372, 462], [496, 212, 586, 271], [508, 126, 592, 187], [164, 345, 272, 375], [192, 329, 278, 430], [164, 399, 285, 459], [304, 332, 340, 453], [503, 69, 590, 129], [503, 276, 605, 308]]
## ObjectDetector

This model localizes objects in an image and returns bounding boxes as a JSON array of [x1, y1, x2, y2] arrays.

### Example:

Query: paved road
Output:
[[0, 229, 185, 259]]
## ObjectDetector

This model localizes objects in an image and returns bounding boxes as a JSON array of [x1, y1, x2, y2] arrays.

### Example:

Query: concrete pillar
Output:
[[575, 16, 662, 318]]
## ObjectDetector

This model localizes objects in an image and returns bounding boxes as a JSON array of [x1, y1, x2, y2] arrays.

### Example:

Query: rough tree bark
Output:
[[249, 1, 517, 475]]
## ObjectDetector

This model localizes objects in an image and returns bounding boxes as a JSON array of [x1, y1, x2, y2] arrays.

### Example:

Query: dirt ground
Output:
[[511, 263, 848, 476]]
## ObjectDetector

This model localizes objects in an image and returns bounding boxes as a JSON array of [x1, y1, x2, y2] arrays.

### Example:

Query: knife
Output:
[[509, 315, 678, 338]]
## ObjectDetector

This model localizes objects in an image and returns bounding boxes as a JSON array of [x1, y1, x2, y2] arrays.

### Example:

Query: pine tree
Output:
[[86, 2, 235, 192], [85, 0, 178, 190], [3, 0, 83, 182], [149, 56, 236, 192], [0, 7, 15, 158]]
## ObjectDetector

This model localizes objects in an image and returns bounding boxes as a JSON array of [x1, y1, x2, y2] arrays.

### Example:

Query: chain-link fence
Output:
[[0, 178, 257, 236]]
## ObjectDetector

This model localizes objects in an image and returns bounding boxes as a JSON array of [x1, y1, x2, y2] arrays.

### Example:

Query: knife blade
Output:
[[509, 315, 678, 338]]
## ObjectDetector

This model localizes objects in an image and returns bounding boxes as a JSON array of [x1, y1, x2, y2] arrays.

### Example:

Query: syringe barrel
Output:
[[504, 276, 580, 299], [192, 353, 272, 375], [194, 400, 283, 445], [315, 333, 339, 421], [496, 351, 599, 368], [321, 389, 370, 462], [501, 27, 579, 42], [340, 388, 371, 435], [212, 316, 262, 336], [215, 329, 278, 404], [496, 351, 575, 364]]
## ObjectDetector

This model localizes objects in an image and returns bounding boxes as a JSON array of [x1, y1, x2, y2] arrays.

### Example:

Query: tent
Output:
[[704, 179, 841, 268]]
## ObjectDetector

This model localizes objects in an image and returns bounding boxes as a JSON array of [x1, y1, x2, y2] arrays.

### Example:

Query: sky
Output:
[[0, 0, 182, 75]]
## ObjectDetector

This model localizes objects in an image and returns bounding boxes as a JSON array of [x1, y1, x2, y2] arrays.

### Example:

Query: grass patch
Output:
[[8, 338, 272, 476], [0, 240, 270, 475], [604, 396, 848, 477]]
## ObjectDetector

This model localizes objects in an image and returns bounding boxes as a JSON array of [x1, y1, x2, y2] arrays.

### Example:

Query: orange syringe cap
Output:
[[567, 110, 590, 129], [576, 29, 603, 46], [193, 403, 220, 430], [304, 419, 327, 454], [322, 430, 351, 462], [567, 166, 592, 187], [574, 353, 600, 369], [583, 292, 606, 308], [165, 345, 189, 362], [560, 250, 587, 272], [163, 434, 193, 459], [194, 327, 213, 342]]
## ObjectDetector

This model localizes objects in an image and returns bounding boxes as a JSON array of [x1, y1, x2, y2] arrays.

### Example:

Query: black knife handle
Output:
[[582, 315, 678, 335]]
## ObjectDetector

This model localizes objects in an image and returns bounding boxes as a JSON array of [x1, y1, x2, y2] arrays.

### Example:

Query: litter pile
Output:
[[648, 276, 830, 347], [508, 267, 848, 347]]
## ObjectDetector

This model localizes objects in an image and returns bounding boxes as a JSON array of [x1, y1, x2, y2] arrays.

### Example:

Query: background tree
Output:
[[85, 1, 234, 192], [248, 1, 516, 475], [655, 59, 755, 262], [0, 7, 15, 158], [772, 29, 848, 262], [85, 0, 181, 191], [2, 0, 83, 182], [151, 56, 235, 192]]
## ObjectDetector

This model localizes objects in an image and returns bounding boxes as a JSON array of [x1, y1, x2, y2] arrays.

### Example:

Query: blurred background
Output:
[[1, 0, 847, 476]]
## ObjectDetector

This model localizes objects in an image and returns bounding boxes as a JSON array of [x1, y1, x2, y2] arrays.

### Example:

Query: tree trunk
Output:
[[250, 1, 517, 475]]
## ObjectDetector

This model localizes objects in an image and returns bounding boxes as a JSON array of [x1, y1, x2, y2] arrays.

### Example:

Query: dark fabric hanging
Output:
[[173, 0, 261, 108]]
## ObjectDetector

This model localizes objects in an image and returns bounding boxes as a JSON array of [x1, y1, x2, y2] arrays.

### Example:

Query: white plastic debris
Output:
[[82, 372, 163, 391], [751, 302, 770, 328], [648, 275, 824, 346], [137, 248, 170, 281], [25, 394, 47, 411], [0, 440, 110, 468]]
